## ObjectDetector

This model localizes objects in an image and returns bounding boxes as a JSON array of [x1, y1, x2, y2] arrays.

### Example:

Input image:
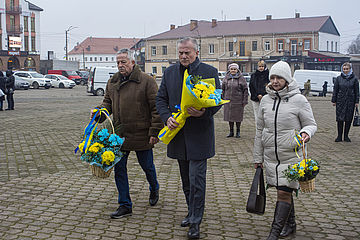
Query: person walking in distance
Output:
[[322, 81, 328, 97], [222, 63, 248, 138], [5, 70, 15, 110], [156, 37, 222, 239], [303, 79, 311, 97], [91, 48, 163, 218], [0, 72, 5, 111]]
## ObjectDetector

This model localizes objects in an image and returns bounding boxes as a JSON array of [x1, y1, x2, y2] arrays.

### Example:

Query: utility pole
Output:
[[65, 26, 77, 60]]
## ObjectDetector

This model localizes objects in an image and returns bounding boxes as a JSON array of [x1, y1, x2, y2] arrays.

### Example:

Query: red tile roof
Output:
[[147, 16, 332, 40], [69, 37, 140, 55]]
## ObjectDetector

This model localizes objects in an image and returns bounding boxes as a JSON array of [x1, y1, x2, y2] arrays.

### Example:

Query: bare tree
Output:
[[348, 34, 360, 54]]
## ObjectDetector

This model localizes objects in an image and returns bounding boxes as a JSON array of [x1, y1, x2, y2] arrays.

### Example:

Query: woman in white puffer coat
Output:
[[253, 61, 317, 240]]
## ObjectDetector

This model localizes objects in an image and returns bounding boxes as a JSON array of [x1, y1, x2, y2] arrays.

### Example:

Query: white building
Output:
[[68, 37, 140, 69]]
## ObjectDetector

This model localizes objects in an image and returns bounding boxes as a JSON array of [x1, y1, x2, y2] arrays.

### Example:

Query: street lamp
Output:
[[65, 26, 78, 60]]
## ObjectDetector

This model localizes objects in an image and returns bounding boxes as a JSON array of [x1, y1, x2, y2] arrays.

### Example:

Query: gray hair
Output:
[[116, 48, 136, 62], [178, 37, 199, 51]]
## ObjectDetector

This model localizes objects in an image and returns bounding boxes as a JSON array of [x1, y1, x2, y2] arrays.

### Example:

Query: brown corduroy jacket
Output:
[[98, 65, 163, 151]]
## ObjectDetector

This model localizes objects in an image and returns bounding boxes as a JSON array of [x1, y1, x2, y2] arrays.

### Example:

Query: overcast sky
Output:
[[31, 0, 360, 59]]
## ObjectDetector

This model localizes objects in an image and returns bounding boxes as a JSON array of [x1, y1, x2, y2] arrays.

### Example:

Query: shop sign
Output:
[[314, 58, 335, 62], [8, 51, 20, 56]]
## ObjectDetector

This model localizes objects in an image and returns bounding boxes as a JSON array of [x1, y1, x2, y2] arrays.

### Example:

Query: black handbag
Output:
[[353, 107, 360, 127], [246, 166, 266, 215]]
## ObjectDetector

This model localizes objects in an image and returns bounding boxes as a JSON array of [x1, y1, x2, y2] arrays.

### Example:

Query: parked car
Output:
[[44, 74, 76, 89], [88, 67, 117, 96], [47, 70, 83, 85], [14, 75, 30, 90], [14, 71, 51, 89], [76, 70, 89, 85], [293, 69, 341, 95]]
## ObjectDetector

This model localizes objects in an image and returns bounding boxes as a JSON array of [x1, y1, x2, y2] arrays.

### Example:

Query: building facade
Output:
[[68, 37, 141, 70], [145, 14, 345, 77], [0, 0, 42, 71]]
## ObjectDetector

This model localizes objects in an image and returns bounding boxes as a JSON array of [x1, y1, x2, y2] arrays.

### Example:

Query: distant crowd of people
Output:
[[0, 70, 15, 111]]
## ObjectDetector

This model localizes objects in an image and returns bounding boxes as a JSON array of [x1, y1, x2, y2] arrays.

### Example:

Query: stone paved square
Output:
[[0, 86, 359, 239]]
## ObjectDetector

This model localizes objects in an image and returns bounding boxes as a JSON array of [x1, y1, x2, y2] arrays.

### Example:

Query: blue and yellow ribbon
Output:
[[75, 108, 110, 154], [294, 132, 303, 159]]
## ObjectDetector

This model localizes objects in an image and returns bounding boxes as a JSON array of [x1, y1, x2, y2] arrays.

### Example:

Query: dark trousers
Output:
[[114, 149, 159, 209], [177, 159, 207, 224], [6, 93, 14, 109], [0, 100, 3, 110]]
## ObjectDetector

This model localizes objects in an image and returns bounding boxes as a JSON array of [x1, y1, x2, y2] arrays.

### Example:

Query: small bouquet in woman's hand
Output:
[[283, 158, 319, 182], [158, 70, 229, 144]]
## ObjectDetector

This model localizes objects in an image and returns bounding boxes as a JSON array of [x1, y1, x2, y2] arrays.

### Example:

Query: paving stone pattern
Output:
[[0, 86, 359, 239]]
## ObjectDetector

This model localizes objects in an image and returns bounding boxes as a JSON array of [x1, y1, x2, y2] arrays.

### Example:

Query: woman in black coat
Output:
[[0, 71, 5, 111], [332, 62, 359, 142], [5, 70, 15, 110]]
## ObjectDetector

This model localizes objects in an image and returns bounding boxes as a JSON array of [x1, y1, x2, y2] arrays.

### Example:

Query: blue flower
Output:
[[109, 134, 124, 147], [300, 166, 304, 170], [98, 129, 110, 141], [309, 166, 313, 170]]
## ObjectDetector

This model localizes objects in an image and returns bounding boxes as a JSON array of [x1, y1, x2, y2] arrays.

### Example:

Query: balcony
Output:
[[6, 5, 22, 14], [7, 25, 23, 35]]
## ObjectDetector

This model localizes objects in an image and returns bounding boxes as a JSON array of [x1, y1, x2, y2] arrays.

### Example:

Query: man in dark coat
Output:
[[0, 71, 6, 111], [332, 62, 359, 142], [156, 37, 221, 239], [5, 70, 15, 110], [91, 48, 163, 218], [249, 60, 269, 122]]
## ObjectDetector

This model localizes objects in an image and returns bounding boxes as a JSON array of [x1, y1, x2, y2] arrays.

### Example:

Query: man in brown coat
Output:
[[91, 48, 163, 218]]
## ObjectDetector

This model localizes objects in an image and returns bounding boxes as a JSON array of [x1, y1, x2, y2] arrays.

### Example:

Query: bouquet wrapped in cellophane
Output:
[[75, 108, 125, 178], [158, 70, 229, 144]]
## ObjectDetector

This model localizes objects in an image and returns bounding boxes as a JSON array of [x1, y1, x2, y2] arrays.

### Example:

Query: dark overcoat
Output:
[[222, 71, 248, 122], [331, 73, 359, 122], [0, 76, 5, 101], [249, 69, 269, 102], [156, 58, 221, 160], [98, 65, 163, 151]]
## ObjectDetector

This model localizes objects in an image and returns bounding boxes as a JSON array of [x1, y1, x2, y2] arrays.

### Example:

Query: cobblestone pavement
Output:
[[0, 86, 360, 240]]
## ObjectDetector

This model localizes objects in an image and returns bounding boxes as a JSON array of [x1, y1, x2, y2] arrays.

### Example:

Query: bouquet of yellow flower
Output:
[[158, 70, 229, 144], [283, 139, 320, 192], [75, 108, 124, 178]]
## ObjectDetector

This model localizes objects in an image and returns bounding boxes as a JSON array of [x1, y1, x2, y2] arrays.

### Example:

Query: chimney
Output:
[[295, 12, 300, 18], [170, 24, 175, 30], [190, 20, 198, 31], [212, 19, 217, 28], [246, 16, 250, 21], [266, 15, 272, 20]]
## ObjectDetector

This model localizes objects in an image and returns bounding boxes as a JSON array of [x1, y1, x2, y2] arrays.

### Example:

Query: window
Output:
[[264, 41, 270, 51], [151, 46, 156, 55], [209, 44, 214, 54], [31, 17, 35, 32], [24, 17, 28, 32], [99, 57, 102, 61], [252, 41, 257, 51], [291, 40, 297, 56], [239, 41, 245, 56], [90, 57, 92, 61], [85, 57, 88, 61], [112, 57, 114, 61], [331, 41, 334, 52], [94, 57, 97, 61], [24, 36, 29, 51], [10, 0, 15, 8], [162, 46, 167, 55], [327, 41, 329, 51], [162, 66, 167, 73], [31, 37, 36, 51], [277, 40, 284, 51], [106, 57, 108, 61], [10, 15, 15, 27], [152, 66, 157, 74], [335, 42, 338, 52], [304, 39, 311, 50], [229, 42, 234, 52]]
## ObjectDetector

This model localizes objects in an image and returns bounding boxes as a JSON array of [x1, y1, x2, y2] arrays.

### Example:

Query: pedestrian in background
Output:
[[156, 37, 222, 240], [5, 70, 15, 110], [249, 60, 269, 122], [332, 62, 359, 142], [322, 81, 328, 97], [0, 72, 5, 111], [91, 48, 163, 218], [222, 63, 248, 138], [303, 79, 311, 97], [253, 61, 317, 240]]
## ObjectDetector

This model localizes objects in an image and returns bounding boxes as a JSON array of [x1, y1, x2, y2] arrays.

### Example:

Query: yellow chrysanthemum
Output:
[[313, 166, 318, 171], [89, 142, 104, 153], [299, 170, 305, 177], [101, 151, 115, 165], [78, 141, 85, 153]]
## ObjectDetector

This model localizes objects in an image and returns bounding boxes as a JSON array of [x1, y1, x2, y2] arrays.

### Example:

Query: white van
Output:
[[87, 67, 117, 96], [293, 70, 341, 95]]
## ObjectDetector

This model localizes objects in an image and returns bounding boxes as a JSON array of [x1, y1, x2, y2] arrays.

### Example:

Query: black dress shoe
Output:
[[110, 206, 132, 219], [335, 137, 342, 142], [181, 216, 190, 227], [5, 108, 11, 111], [149, 189, 159, 206], [344, 137, 351, 142], [188, 223, 200, 239]]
